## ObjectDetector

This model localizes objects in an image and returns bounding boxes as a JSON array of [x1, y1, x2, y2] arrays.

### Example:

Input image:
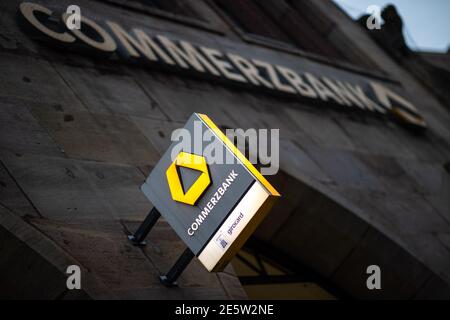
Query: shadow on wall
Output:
[[249, 169, 450, 299]]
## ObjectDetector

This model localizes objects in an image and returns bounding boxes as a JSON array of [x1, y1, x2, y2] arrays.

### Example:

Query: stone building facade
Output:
[[0, 0, 449, 299]]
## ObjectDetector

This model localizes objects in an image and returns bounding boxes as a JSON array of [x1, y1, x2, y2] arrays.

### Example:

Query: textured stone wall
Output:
[[0, 0, 449, 299]]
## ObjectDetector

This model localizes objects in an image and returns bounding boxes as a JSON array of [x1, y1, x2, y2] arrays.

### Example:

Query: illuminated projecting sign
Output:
[[18, 2, 426, 129], [141, 113, 280, 272]]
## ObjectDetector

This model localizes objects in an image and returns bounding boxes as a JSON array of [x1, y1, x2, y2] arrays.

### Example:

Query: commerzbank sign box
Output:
[[141, 113, 280, 272]]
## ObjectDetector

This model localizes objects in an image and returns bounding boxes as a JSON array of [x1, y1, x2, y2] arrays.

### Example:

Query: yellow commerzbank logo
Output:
[[166, 152, 211, 205]]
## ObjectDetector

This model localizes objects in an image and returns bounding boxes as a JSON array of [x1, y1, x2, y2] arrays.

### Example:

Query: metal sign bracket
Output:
[[128, 207, 194, 287]]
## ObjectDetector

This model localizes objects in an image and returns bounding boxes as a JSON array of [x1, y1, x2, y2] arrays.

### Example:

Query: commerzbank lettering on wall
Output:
[[18, 2, 427, 129]]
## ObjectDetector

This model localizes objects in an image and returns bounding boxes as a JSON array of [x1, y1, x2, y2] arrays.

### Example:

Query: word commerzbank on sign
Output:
[[19, 2, 426, 129]]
